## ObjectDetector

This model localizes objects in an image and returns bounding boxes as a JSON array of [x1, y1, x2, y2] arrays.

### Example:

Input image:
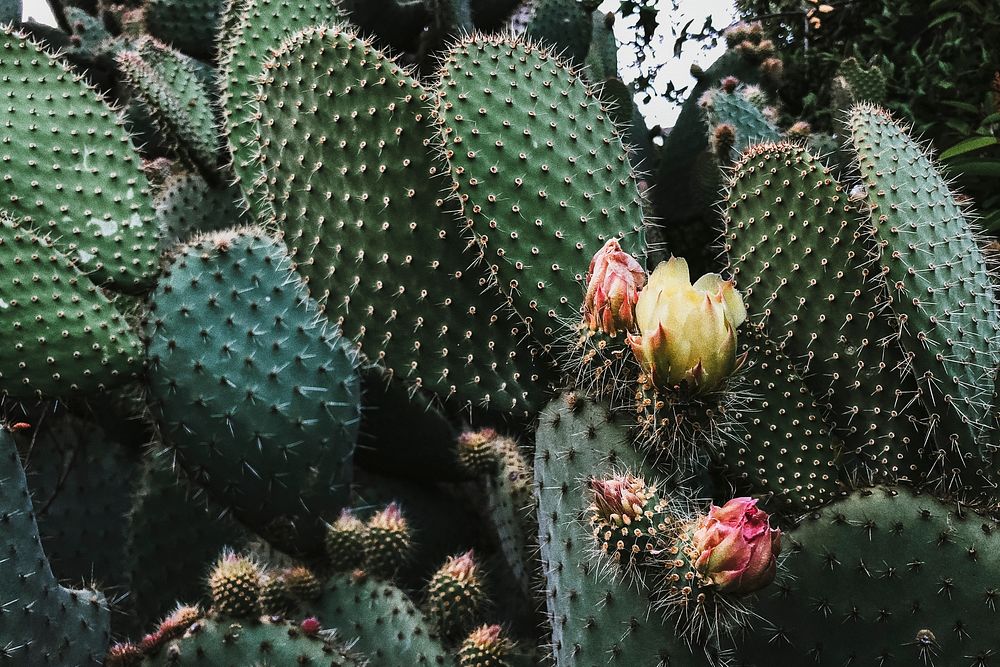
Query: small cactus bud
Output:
[[787, 121, 812, 138], [300, 617, 322, 636], [283, 566, 321, 601], [458, 624, 514, 667], [326, 508, 367, 571], [259, 572, 297, 616], [428, 550, 485, 640], [105, 642, 143, 667], [138, 631, 163, 653], [457, 428, 500, 475], [710, 123, 736, 158], [157, 605, 201, 641], [626, 257, 747, 394], [208, 551, 262, 618], [589, 474, 670, 566], [740, 84, 768, 109], [583, 239, 646, 337], [759, 56, 784, 83], [720, 76, 740, 94], [364, 502, 412, 578]]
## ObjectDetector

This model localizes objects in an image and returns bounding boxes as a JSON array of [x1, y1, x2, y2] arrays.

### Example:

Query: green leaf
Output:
[[941, 136, 999, 160], [948, 160, 1000, 177]]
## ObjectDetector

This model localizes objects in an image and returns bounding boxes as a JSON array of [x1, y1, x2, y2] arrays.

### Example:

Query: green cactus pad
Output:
[[301, 571, 450, 667], [739, 487, 1000, 665], [0, 215, 143, 399], [143, 0, 224, 61], [848, 104, 1000, 457], [716, 325, 848, 516], [836, 57, 887, 103], [125, 455, 247, 631], [702, 87, 780, 160], [256, 25, 553, 417], [117, 39, 219, 178], [0, 0, 20, 25], [433, 34, 645, 346], [19, 415, 138, 590], [509, 0, 592, 65], [145, 228, 361, 555], [217, 0, 343, 219], [64, 6, 114, 55], [0, 27, 159, 291], [482, 436, 534, 596], [723, 141, 927, 482], [154, 171, 243, 249], [0, 427, 111, 666], [535, 392, 719, 666], [584, 11, 617, 82], [137, 616, 361, 666]]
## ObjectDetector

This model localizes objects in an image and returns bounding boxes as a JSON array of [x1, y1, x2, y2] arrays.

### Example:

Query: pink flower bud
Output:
[[589, 475, 648, 527], [584, 239, 646, 337], [691, 497, 781, 595], [300, 617, 322, 636]]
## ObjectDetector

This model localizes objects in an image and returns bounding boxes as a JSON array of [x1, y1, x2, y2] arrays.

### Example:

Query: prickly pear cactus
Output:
[[2, 3, 999, 666]]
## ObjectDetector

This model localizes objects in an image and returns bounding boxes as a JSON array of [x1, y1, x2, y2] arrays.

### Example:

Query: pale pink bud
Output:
[[583, 239, 646, 337], [691, 497, 781, 595]]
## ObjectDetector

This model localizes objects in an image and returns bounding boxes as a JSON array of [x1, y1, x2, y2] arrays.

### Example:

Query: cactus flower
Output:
[[583, 238, 646, 337], [691, 497, 780, 595], [626, 257, 746, 393]]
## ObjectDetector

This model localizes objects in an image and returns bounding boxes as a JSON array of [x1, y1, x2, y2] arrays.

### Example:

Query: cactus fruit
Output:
[[0, 214, 144, 398], [588, 473, 670, 567], [458, 428, 501, 475], [145, 228, 361, 554], [426, 550, 486, 639]]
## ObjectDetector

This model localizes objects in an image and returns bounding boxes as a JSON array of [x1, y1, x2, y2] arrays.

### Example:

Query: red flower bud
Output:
[[691, 497, 781, 595]]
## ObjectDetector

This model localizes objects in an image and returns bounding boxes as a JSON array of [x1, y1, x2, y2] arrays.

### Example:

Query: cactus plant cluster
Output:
[[0, 2, 998, 666]]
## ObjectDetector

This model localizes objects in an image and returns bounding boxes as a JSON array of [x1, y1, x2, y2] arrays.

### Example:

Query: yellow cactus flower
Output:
[[626, 257, 746, 394]]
